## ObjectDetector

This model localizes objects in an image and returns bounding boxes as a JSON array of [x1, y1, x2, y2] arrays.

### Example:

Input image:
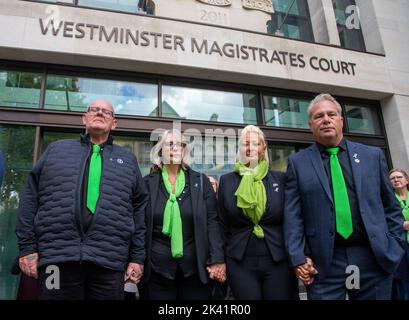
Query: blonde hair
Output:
[[150, 129, 191, 170], [236, 125, 269, 164]]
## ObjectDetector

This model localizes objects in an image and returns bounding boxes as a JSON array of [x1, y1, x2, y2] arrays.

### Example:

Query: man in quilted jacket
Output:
[[16, 99, 148, 300]]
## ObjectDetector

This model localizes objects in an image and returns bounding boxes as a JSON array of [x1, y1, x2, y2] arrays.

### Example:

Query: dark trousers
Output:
[[392, 279, 409, 300], [307, 245, 393, 300], [226, 256, 299, 300], [16, 274, 40, 300], [38, 262, 124, 300], [139, 269, 211, 300]]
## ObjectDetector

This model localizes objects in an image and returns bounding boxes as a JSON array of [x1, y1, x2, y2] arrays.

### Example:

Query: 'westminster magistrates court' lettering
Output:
[[38, 18, 357, 76]]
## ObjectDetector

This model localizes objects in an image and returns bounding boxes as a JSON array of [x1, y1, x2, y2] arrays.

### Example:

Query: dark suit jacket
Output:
[[283, 140, 405, 276], [218, 170, 287, 262], [141, 167, 225, 284]]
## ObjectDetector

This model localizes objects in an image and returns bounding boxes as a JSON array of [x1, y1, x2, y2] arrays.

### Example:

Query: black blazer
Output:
[[141, 167, 225, 284], [218, 170, 287, 262]]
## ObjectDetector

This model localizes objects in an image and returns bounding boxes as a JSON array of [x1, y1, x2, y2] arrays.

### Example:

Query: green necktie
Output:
[[87, 144, 102, 214], [325, 147, 353, 239]]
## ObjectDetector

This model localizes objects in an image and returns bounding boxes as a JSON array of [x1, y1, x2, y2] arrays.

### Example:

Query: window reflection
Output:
[[345, 105, 381, 135], [189, 135, 237, 180], [114, 136, 153, 177], [78, 0, 155, 14], [268, 144, 295, 172], [332, 0, 365, 51], [267, 0, 314, 41], [44, 75, 158, 117], [0, 71, 42, 109], [0, 125, 36, 300], [162, 86, 258, 124], [263, 95, 310, 129]]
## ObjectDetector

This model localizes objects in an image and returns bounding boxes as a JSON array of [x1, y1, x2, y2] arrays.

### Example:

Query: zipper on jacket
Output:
[[82, 146, 106, 236], [76, 145, 91, 264]]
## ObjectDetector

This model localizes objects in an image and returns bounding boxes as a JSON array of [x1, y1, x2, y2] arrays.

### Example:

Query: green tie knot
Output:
[[92, 144, 101, 154], [169, 194, 177, 202], [253, 224, 265, 238], [325, 147, 340, 156]]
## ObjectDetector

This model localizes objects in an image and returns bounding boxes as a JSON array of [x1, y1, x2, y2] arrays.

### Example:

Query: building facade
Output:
[[0, 0, 408, 299]]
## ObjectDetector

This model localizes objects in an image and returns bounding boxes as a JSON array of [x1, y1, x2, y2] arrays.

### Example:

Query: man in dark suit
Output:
[[284, 93, 405, 299]]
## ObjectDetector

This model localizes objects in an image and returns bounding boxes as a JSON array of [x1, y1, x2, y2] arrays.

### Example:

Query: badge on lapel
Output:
[[273, 183, 279, 192], [353, 153, 360, 163]]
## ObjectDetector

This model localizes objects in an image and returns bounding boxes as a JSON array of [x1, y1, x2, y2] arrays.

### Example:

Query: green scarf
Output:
[[234, 159, 269, 238], [161, 166, 185, 258], [395, 191, 409, 243]]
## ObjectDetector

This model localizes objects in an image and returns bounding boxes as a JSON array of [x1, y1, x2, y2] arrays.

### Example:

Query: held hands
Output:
[[125, 263, 144, 284], [207, 263, 226, 283], [294, 257, 318, 286], [19, 252, 39, 279], [403, 221, 409, 231]]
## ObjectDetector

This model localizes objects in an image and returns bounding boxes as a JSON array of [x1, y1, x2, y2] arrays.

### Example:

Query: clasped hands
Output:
[[294, 257, 318, 286], [206, 263, 226, 283], [125, 263, 144, 284]]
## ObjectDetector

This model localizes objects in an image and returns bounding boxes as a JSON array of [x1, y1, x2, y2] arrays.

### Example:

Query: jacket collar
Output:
[[80, 132, 114, 146]]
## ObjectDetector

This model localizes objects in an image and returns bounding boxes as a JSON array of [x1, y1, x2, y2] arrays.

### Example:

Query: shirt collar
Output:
[[317, 138, 347, 154]]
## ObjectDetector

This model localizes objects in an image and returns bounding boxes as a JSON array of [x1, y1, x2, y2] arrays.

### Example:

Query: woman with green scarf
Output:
[[218, 125, 298, 300], [138, 129, 226, 300], [390, 168, 409, 300]]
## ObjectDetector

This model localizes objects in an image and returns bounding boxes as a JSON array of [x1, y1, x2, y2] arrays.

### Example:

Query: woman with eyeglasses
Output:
[[390, 168, 409, 300], [217, 125, 298, 300], [137, 129, 226, 300]]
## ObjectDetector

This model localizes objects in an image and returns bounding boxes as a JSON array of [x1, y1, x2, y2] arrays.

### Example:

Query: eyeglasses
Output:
[[164, 142, 186, 149], [87, 106, 114, 118]]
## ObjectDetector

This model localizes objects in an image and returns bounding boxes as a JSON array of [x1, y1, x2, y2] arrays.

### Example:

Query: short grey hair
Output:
[[236, 125, 269, 164], [307, 93, 342, 119], [389, 168, 409, 181], [150, 129, 191, 169]]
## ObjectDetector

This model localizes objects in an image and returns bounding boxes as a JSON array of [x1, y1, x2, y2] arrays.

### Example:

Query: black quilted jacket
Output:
[[16, 134, 148, 271]]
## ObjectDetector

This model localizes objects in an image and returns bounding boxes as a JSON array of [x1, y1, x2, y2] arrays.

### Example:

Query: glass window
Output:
[[35, 0, 74, 3], [78, 0, 154, 14], [0, 125, 36, 300], [162, 86, 258, 124], [189, 135, 237, 181], [333, 0, 365, 51], [114, 136, 153, 177], [44, 75, 158, 117], [273, 0, 301, 15], [0, 71, 42, 109], [345, 105, 381, 135], [267, 0, 314, 42], [268, 144, 296, 172], [263, 95, 310, 129]]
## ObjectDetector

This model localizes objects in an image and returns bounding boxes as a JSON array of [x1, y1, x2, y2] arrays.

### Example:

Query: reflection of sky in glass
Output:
[[78, 0, 138, 13], [71, 78, 157, 116], [162, 86, 255, 123]]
